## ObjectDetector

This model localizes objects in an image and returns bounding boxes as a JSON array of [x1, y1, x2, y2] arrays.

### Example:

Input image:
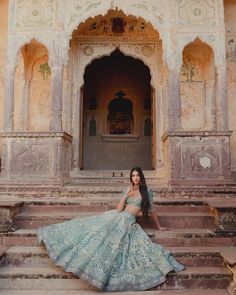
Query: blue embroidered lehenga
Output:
[[37, 188, 184, 292]]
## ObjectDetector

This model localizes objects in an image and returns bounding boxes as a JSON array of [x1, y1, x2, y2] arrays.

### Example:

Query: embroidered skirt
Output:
[[37, 209, 184, 291]]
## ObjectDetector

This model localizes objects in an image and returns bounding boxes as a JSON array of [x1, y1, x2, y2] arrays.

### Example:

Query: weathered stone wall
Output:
[[225, 0, 236, 171], [0, 0, 9, 155]]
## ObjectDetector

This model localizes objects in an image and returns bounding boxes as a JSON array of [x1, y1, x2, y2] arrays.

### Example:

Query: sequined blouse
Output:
[[123, 187, 154, 212]]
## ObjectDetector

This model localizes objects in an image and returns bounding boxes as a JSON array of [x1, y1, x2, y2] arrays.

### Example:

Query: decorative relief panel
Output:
[[177, 0, 217, 26], [66, 0, 105, 27], [226, 34, 236, 63], [76, 14, 158, 38], [10, 143, 50, 175], [181, 144, 220, 177], [15, 0, 55, 29]]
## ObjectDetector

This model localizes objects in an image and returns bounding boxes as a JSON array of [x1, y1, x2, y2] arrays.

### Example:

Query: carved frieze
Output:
[[76, 13, 158, 38], [66, 0, 104, 27]]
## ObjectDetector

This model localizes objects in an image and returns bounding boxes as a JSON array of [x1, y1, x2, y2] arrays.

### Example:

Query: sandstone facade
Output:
[[0, 0, 235, 186]]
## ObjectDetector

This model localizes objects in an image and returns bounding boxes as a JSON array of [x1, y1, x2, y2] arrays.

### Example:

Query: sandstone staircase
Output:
[[0, 183, 235, 295]]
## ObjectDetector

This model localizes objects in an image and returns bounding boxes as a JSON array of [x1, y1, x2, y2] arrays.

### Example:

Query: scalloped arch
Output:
[[77, 46, 157, 89]]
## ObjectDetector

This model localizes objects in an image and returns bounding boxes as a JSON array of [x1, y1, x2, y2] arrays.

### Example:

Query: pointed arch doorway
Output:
[[81, 50, 155, 170]]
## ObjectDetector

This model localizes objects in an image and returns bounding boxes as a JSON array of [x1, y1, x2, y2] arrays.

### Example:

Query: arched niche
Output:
[[180, 38, 215, 131], [81, 49, 153, 170], [14, 39, 52, 131]]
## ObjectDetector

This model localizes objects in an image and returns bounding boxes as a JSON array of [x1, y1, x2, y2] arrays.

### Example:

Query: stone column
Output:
[[20, 80, 30, 130], [167, 68, 182, 131], [3, 64, 16, 131], [205, 80, 216, 130], [216, 64, 229, 131], [49, 63, 63, 131]]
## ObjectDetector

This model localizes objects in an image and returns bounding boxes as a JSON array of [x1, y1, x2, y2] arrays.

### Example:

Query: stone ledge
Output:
[[162, 131, 233, 141], [0, 132, 73, 141], [102, 134, 139, 142]]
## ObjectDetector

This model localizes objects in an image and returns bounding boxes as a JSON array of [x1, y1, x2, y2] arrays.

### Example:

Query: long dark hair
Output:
[[129, 167, 150, 219]]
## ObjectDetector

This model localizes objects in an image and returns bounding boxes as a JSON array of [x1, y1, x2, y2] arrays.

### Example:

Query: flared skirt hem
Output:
[[37, 232, 184, 292]]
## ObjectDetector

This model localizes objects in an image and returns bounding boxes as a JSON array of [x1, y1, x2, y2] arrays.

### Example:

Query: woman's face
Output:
[[131, 170, 140, 186]]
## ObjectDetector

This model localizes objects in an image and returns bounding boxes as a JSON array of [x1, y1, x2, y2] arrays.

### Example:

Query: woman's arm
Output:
[[116, 188, 129, 212], [150, 208, 167, 230], [148, 188, 168, 231]]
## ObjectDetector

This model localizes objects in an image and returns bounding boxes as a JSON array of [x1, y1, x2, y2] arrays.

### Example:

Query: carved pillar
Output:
[[205, 80, 216, 130], [3, 64, 16, 131], [20, 80, 30, 130], [49, 64, 63, 131], [216, 64, 229, 131], [167, 68, 182, 131], [62, 66, 69, 132]]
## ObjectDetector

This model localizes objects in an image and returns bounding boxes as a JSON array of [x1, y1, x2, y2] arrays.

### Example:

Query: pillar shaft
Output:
[[3, 64, 15, 131], [49, 64, 63, 131]]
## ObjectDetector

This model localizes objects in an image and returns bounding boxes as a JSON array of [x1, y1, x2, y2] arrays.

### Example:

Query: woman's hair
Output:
[[129, 167, 150, 219]]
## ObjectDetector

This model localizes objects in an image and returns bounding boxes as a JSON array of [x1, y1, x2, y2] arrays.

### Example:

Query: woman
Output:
[[37, 167, 184, 292]]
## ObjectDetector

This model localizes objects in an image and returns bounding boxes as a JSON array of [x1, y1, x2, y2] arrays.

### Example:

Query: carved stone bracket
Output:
[[0, 201, 23, 233], [220, 248, 236, 295], [208, 200, 236, 232]]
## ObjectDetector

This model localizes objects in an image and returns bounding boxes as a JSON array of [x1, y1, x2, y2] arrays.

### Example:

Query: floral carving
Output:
[[181, 63, 198, 81], [15, 0, 54, 28], [38, 62, 51, 80], [178, 0, 217, 26]]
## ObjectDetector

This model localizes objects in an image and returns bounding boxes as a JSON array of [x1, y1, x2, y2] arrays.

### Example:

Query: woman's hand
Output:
[[126, 185, 138, 197], [150, 209, 169, 231]]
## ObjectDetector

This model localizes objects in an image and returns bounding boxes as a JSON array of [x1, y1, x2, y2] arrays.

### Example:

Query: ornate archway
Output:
[[67, 10, 165, 172]]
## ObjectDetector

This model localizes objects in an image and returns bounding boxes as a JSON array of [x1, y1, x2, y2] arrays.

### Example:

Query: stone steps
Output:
[[0, 193, 235, 293], [0, 290, 231, 295], [14, 211, 215, 229], [23, 202, 209, 213], [1, 228, 235, 247], [0, 246, 225, 268], [0, 266, 232, 290]]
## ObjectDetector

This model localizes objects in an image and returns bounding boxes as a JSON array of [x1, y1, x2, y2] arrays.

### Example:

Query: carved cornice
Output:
[[162, 131, 233, 141], [0, 132, 73, 141]]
